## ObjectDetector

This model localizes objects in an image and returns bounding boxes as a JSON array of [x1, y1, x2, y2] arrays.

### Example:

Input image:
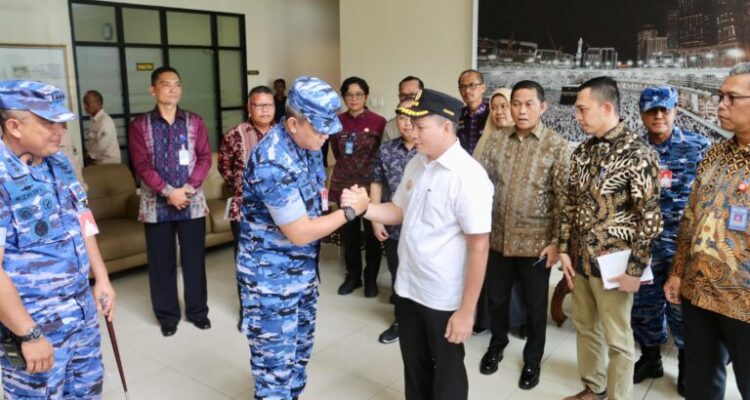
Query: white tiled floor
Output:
[[3, 243, 744, 399]]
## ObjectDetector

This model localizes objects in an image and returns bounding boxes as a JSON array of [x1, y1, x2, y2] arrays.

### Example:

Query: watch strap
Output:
[[19, 325, 42, 342]]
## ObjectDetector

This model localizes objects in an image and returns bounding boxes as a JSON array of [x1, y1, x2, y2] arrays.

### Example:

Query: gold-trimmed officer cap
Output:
[[396, 89, 463, 123]]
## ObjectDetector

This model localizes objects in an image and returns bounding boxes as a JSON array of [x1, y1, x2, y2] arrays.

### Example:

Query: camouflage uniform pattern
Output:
[[238, 124, 324, 400], [237, 76, 340, 400], [0, 80, 77, 123], [0, 143, 103, 399], [632, 127, 710, 348]]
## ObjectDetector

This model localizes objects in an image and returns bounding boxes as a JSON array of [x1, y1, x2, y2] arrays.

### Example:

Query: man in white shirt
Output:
[[83, 90, 121, 165], [342, 88, 494, 400]]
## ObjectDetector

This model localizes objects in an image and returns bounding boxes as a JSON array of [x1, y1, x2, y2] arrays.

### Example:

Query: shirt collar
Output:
[[648, 126, 685, 148], [150, 107, 186, 123], [427, 139, 463, 170], [730, 135, 750, 154], [596, 122, 626, 143], [398, 138, 416, 152], [463, 101, 488, 118], [247, 119, 275, 133], [344, 108, 370, 120], [92, 109, 106, 122], [511, 122, 545, 140], [671, 126, 685, 143], [0, 140, 53, 181]]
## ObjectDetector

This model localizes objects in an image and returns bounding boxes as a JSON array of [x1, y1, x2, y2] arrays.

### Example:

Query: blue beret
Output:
[[639, 85, 678, 112], [287, 76, 342, 135], [0, 80, 77, 123]]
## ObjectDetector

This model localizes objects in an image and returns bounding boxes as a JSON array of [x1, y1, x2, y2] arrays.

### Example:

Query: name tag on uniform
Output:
[[321, 188, 329, 212], [728, 206, 749, 232], [659, 169, 673, 189], [78, 210, 100, 237], [344, 138, 355, 156], [179, 148, 190, 166]]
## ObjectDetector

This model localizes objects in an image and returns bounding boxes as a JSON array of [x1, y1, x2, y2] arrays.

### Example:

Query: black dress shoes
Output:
[[189, 317, 212, 330], [337, 278, 362, 295], [519, 364, 540, 390], [479, 349, 503, 375], [160, 322, 178, 337]]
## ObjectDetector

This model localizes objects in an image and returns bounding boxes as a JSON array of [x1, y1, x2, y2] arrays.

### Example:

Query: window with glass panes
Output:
[[70, 0, 247, 164]]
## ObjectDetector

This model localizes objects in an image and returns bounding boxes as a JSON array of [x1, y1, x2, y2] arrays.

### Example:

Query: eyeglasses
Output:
[[458, 82, 483, 92], [712, 93, 750, 106], [344, 92, 366, 99], [250, 103, 274, 110]]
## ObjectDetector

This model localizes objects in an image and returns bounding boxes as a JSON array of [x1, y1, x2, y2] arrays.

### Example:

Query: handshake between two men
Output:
[[340, 184, 405, 239], [341, 185, 371, 216]]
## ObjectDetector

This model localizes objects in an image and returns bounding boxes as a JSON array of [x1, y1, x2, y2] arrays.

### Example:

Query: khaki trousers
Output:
[[572, 274, 635, 400]]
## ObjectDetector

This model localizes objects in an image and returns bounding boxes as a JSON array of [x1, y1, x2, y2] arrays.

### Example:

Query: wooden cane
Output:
[[101, 296, 131, 399]]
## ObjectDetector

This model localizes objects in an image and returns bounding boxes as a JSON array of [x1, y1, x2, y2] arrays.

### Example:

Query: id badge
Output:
[[659, 169, 673, 189], [320, 188, 329, 212], [728, 205, 749, 232], [179, 148, 190, 166], [78, 209, 100, 237], [344, 138, 354, 156]]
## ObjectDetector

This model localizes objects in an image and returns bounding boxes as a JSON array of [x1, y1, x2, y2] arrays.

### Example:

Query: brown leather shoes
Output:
[[562, 387, 607, 400]]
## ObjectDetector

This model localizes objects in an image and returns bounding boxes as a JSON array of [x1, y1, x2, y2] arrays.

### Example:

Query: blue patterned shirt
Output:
[[237, 123, 325, 294], [371, 138, 417, 240], [457, 101, 489, 154], [0, 142, 98, 331], [648, 127, 710, 262]]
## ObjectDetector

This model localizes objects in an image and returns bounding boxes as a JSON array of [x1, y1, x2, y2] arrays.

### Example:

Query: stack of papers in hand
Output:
[[597, 250, 654, 290]]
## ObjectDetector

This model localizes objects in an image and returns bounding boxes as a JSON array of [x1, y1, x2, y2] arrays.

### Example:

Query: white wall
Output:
[[1, 0, 84, 154], [0, 0, 341, 152], [339, 0, 473, 118]]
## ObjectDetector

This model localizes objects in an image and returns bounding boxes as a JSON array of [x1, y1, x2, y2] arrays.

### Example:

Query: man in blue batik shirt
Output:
[[370, 98, 418, 344], [0, 80, 116, 399], [631, 85, 710, 396], [237, 76, 370, 400]]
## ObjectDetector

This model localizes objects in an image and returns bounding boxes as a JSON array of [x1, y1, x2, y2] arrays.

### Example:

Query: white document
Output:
[[223, 197, 233, 221], [597, 250, 654, 290]]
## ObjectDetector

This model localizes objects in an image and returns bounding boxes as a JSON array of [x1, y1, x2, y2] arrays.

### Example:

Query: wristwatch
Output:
[[342, 206, 357, 222], [19, 325, 43, 342]]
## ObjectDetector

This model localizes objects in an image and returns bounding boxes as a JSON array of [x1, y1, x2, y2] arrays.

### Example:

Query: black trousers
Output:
[[341, 216, 382, 284], [384, 238, 399, 288], [487, 250, 550, 365], [384, 238, 399, 316], [475, 265, 527, 331], [145, 218, 209, 325], [683, 298, 750, 400], [396, 297, 468, 400]]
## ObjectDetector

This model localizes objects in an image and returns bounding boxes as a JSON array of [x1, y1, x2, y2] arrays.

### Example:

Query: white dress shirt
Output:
[[86, 109, 121, 164], [392, 139, 494, 311]]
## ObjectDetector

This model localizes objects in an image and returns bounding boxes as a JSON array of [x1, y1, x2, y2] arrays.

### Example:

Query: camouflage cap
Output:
[[287, 76, 342, 135], [0, 80, 77, 123], [639, 85, 678, 112]]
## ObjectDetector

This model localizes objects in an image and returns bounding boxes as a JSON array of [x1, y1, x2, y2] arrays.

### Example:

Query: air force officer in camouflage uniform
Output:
[[0, 80, 116, 399], [237, 76, 369, 400]]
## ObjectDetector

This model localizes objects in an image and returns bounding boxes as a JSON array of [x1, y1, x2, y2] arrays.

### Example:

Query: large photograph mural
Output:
[[477, 0, 750, 144]]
